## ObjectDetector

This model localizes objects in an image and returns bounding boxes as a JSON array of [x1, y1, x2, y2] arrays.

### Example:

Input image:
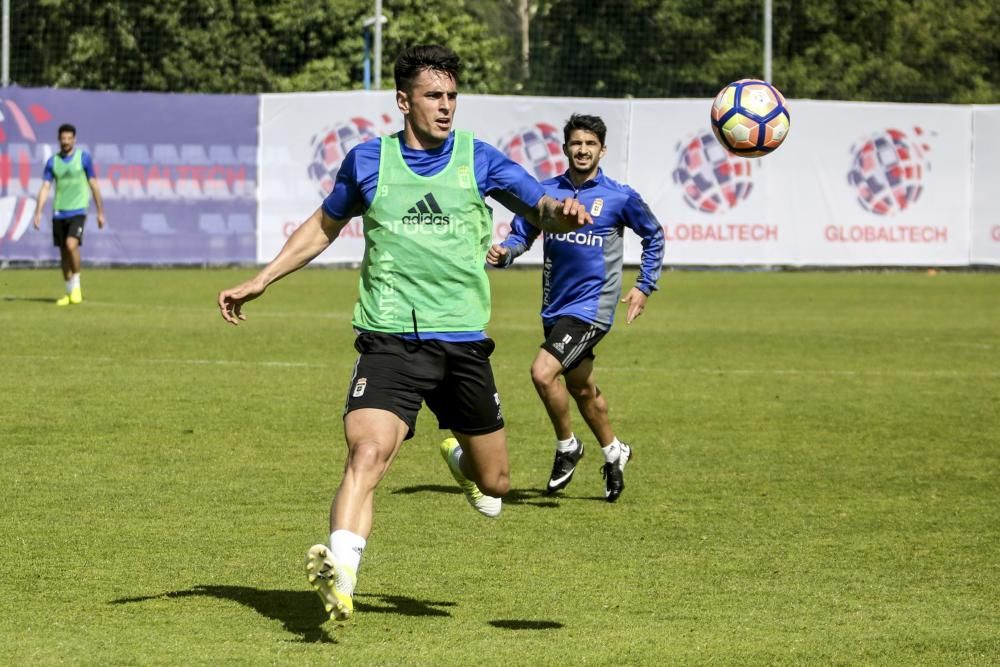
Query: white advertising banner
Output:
[[971, 107, 1000, 265], [258, 91, 400, 263], [786, 101, 971, 266], [258, 92, 628, 265], [260, 92, 981, 266], [628, 99, 973, 266], [628, 99, 788, 265]]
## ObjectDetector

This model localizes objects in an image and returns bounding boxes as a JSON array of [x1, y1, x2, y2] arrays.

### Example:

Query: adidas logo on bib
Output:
[[402, 192, 451, 225]]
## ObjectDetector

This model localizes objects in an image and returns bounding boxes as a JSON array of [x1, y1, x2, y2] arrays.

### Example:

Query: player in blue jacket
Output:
[[487, 114, 665, 502]]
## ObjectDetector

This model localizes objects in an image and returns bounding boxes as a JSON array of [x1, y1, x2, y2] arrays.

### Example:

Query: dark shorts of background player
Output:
[[344, 331, 504, 441], [52, 215, 86, 247], [542, 316, 608, 373]]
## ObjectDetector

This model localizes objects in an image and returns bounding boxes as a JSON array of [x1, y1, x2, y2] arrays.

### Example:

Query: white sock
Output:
[[329, 529, 365, 573], [601, 438, 622, 463], [70, 273, 81, 290], [556, 434, 577, 453], [64, 279, 73, 293]]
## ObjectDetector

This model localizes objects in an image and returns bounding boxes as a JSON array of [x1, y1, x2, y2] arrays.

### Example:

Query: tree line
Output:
[[11, 0, 1000, 103]]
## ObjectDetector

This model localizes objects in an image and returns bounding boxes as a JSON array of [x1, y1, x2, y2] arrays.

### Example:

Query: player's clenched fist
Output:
[[486, 244, 509, 267]]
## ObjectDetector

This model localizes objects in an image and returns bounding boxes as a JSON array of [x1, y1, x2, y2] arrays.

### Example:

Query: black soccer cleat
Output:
[[601, 442, 633, 502], [546, 439, 585, 494]]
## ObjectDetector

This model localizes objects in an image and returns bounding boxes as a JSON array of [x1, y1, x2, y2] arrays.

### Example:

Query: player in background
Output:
[[218, 45, 591, 622], [487, 113, 664, 502], [32, 123, 106, 306]]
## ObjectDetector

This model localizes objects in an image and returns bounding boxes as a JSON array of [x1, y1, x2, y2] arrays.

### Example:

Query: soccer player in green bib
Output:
[[218, 45, 592, 623], [32, 123, 106, 305]]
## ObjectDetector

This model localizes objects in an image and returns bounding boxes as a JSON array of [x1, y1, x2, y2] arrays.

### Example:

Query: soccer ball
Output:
[[710, 79, 790, 158]]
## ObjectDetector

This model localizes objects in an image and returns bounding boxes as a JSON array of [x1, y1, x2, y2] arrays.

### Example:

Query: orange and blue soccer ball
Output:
[[710, 79, 790, 158]]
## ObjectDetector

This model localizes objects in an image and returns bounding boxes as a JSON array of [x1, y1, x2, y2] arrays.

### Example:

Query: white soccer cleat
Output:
[[602, 442, 633, 502], [439, 437, 502, 518], [305, 544, 357, 621]]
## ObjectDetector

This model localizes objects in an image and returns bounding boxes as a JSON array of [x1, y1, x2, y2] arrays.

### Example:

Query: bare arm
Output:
[[32, 181, 51, 229], [218, 207, 348, 325], [88, 177, 106, 229]]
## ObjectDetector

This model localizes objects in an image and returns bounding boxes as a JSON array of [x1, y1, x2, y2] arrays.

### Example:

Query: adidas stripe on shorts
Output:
[[541, 316, 608, 372]]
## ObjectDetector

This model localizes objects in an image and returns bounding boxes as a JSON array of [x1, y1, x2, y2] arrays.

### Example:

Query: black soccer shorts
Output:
[[52, 215, 86, 247], [344, 331, 504, 440], [542, 316, 608, 373]]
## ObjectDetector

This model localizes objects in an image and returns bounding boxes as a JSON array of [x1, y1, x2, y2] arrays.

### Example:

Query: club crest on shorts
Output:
[[352, 377, 368, 398], [494, 392, 503, 419]]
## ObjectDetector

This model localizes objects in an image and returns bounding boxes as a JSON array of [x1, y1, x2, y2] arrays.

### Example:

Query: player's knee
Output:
[[567, 381, 595, 401], [347, 440, 387, 474], [530, 363, 558, 390]]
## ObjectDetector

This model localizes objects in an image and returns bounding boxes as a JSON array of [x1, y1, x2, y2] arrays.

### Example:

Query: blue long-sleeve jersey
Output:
[[500, 169, 665, 330]]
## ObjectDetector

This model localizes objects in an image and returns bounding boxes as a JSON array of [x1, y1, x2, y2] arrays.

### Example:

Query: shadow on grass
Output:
[[111, 585, 456, 643], [488, 619, 564, 630], [391, 484, 561, 508], [1, 295, 59, 304]]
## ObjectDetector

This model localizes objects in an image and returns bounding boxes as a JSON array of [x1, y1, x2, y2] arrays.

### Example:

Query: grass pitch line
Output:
[[3, 353, 998, 377], [2, 353, 323, 369], [676, 367, 1000, 378]]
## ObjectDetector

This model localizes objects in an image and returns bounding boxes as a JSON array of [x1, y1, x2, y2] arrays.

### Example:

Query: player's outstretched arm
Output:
[[526, 194, 592, 233], [218, 207, 347, 325]]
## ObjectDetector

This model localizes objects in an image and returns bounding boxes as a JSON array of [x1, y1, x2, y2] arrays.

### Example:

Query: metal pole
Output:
[[763, 0, 772, 82], [373, 0, 383, 89], [519, 0, 530, 82], [2, 0, 10, 86], [363, 29, 371, 90]]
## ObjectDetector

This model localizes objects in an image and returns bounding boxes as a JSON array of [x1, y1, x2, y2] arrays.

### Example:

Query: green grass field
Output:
[[1, 267, 998, 665]]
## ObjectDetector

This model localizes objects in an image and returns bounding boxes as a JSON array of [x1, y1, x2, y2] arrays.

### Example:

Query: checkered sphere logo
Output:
[[672, 130, 754, 214], [847, 127, 931, 216], [497, 122, 567, 180], [307, 115, 392, 198]]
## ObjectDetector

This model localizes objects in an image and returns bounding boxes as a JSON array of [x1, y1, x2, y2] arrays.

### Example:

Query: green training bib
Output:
[[353, 131, 494, 333], [51, 150, 91, 212]]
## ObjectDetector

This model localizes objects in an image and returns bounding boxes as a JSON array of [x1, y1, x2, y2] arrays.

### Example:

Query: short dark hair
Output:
[[57, 123, 76, 136], [394, 45, 461, 92], [563, 114, 606, 146]]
